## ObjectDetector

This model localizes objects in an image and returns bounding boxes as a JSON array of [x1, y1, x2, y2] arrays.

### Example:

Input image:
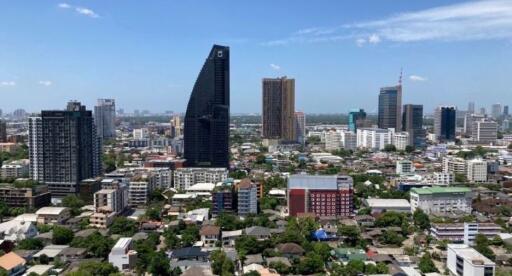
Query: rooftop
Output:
[[35, 207, 69, 215], [365, 198, 411, 208], [411, 186, 471, 195], [448, 244, 495, 266], [0, 252, 25, 271]]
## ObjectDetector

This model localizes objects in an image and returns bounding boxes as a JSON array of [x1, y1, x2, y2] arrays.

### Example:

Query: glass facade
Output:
[[184, 45, 230, 168]]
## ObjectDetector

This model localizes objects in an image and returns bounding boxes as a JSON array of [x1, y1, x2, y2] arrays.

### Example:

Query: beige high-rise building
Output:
[[170, 115, 182, 137], [262, 77, 295, 141]]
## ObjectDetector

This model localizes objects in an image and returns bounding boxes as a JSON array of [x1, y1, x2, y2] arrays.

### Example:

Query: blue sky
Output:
[[1, 0, 511, 114]]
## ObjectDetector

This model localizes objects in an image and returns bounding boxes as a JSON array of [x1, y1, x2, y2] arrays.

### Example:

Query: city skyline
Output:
[[1, 1, 512, 114]]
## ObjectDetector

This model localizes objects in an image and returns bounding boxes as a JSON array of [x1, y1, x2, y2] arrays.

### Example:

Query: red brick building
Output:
[[288, 174, 353, 217]]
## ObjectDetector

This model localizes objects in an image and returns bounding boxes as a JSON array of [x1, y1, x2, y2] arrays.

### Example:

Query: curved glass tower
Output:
[[184, 45, 230, 168]]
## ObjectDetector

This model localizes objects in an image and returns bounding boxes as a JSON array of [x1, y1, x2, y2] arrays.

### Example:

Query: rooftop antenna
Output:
[[398, 67, 403, 86]]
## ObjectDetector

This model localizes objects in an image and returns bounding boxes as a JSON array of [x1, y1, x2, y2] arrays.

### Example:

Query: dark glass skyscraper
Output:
[[402, 104, 425, 148], [184, 45, 230, 168], [378, 85, 402, 130], [434, 106, 457, 142]]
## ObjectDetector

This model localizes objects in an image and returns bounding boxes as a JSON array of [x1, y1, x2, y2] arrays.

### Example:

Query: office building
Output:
[[128, 181, 150, 207], [1, 160, 29, 179], [393, 131, 409, 151], [0, 120, 6, 142], [173, 167, 228, 190], [28, 102, 102, 197], [237, 179, 257, 216], [184, 45, 230, 168], [464, 113, 485, 136], [348, 109, 368, 132], [467, 102, 475, 114], [402, 104, 425, 148], [434, 106, 456, 142], [109, 238, 137, 271], [294, 111, 305, 145], [170, 115, 182, 138], [288, 174, 353, 217], [396, 160, 414, 175], [0, 183, 51, 209], [212, 186, 236, 215], [491, 103, 502, 119], [447, 244, 495, 276], [94, 99, 116, 140], [431, 223, 501, 244], [479, 107, 486, 115], [132, 128, 148, 140], [425, 172, 454, 186], [262, 77, 295, 142], [466, 159, 487, 183], [356, 128, 393, 151], [504, 105, 509, 117], [324, 130, 341, 151], [340, 131, 357, 150], [443, 157, 467, 175], [472, 120, 497, 144], [378, 85, 402, 130], [410, 187, 472, 214]]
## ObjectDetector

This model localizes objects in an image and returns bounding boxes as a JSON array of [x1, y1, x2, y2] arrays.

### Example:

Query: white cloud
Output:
[[58, 3, 71, 9], [350, 0, 512, 42], [75, 7, 99, 18], [58, 3, 99, 18], [270, 64, 281, 71], [263, 0, 512, 46], [409, 75, 427, 82], [0, 81, 16, 87], [368, 34, 381, 44], [38, 80, 52, 86]]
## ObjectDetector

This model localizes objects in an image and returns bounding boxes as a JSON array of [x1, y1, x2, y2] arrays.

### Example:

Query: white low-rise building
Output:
[[466, 159, 487, 183], [109, 237, 137, 271], [393, 132, 409, 151], [35, 207, 70, 225], [363, 198, 411, 214], [356, 128, 393, 151], [173, 168, 227, 190], [447, 244, 495, 276], [410, 187, 472, 214], [396, 160, 414, 175]]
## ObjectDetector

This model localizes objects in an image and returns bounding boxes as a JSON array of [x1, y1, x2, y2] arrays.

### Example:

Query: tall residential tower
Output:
[[29, 101, 102, 197], [262, 77, 296, 142], [94, 99, 116, 140]]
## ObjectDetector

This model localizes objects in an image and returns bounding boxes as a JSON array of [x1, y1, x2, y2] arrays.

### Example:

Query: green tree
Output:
[[69, 260, 120, 276], [413, 208, 430, 230], [269, 261, 289, 274], [70, 232, 115, 258], [405, 145, 415, 153], [345, 260, 365, 275], [148, 251, 171, 276], [474, 234, 495, 260], [62, 195, 85, 216], [39, 254, 49, 265], [384, 144, 396, 152], [52, 226, 74, 245], [508, 143, 512, 149], [379, 230, 405, 246], [375, 211, 404, 227], [0, 268, 7, 276], [338, 225, 360, 246], [312, 242, 332, 262], [109, 217, 137, 236], [418, 252, 438, 273], [376, 262, 389, 274], [17, 238, 44, 250], [296, 252, 324, 275], [216, 213, 243, 231], [211, 250, 234, 276]]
